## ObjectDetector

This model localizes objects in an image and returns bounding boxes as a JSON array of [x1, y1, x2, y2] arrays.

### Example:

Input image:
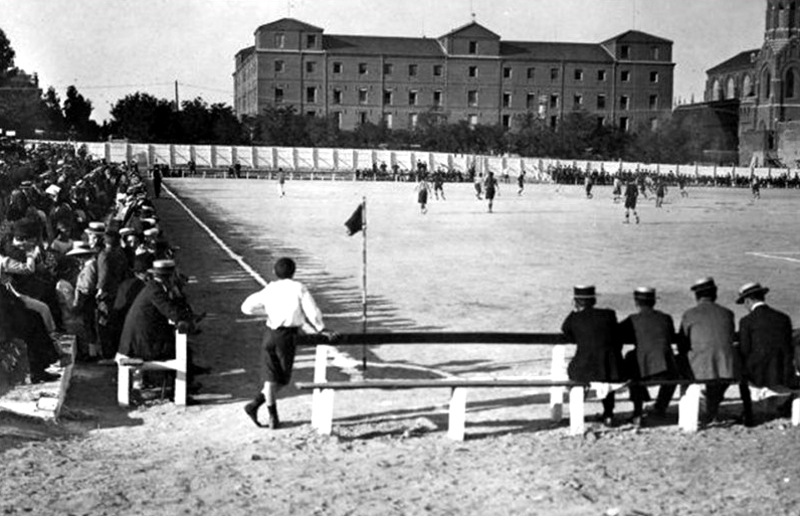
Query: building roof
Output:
[[255, 17, 323, 34], [323, 35, 444, 57], [602, 30, 673, 45], [236, 46, 255, 60], [439, 21, 501, 40], [707, 49, 759, 75], [501, 41, 614, 63]]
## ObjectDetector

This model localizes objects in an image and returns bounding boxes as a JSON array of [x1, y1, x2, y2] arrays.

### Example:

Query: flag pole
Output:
[[361, 196, 367, 370]]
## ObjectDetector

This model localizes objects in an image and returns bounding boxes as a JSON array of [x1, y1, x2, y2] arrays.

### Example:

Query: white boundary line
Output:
[[163, 184, 268, 288], [161, 182, 413, 378], [747, 252, 800, 264]]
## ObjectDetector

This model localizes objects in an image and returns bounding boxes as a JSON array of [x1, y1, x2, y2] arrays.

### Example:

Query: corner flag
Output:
[[344, 203, 364, 236]]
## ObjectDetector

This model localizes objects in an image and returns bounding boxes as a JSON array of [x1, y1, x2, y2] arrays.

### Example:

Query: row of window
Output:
[[277, 86, 660, 111], [274, 59, 661, 83], [323, 111, 650, 133], [272, 32, 318, 49]]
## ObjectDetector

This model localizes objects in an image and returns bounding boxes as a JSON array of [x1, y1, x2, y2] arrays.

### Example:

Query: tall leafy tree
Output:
[[109, 92, 168, 142], [0, 27, 16, 84], [63, 85, 99, 140], [41, 86, 66, 135]]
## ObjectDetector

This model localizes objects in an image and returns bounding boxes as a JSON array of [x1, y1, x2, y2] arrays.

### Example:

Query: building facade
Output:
[[704, 0, 800, 166], [234, 18, 674, 132]]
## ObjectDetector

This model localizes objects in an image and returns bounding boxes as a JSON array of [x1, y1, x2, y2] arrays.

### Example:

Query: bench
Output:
[[295, 332, 800, 440], [117, 329, 188, 407]]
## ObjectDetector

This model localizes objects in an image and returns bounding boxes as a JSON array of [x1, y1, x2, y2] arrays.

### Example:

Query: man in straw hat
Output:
[[678, 277, 738, 425], [619, 287, 681, 425], [118, 259, 196, 363], [736, 281, 795, 422], [240, 257, 338, 429], [67, 241, 100, 360], [96, 227, 130, 360], [561, 285, 625, 426]]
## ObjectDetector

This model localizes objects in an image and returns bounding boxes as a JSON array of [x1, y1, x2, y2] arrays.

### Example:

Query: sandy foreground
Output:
[[2, 180, 800, 516]]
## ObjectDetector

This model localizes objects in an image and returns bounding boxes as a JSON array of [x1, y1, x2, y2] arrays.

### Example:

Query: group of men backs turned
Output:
[[563, 278, 797, 427]]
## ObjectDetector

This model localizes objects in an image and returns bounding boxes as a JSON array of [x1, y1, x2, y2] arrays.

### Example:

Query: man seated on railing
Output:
[[117, 259, 199, 399], [109, 254, 153, 352], [619, 287, 681, 426], [678, 277, 739, 426], [561, 285, 626, 427], [735, 282, 796, 423]]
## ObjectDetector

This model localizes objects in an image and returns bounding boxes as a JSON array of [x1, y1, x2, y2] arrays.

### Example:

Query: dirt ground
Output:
[[2, 180, 800, 516]]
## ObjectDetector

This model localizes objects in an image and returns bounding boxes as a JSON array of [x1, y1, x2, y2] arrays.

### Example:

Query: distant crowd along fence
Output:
[[33, 140, 787, 181]]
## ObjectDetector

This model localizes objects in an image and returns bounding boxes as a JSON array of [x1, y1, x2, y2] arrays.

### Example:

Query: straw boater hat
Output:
[[736, 282, 769, 304], [690, 277, 717, 295], [66, 241, 97, 257], [633, 287, 656, 302], [148, 259, 176, 276], [45, 184, 61, 198], [84, 222, 106, 235], [573, 285, 596, 299]]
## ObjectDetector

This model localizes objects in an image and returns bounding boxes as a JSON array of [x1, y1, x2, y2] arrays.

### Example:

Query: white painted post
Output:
[[792, 396, 800, 427], [118, 366, 131, 407], [550, 345, 567, 421], [679, 383, 701, 432], [448, 387, 468, 441], [174, 330, 188, 406], [311, 346, 329, 430], [569, 386, 585, 436], [314, 389, 334, 435]]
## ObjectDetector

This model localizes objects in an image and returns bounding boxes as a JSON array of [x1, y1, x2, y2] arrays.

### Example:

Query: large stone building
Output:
[[233, 18, 674, 132], [703, 0, 800, 166]]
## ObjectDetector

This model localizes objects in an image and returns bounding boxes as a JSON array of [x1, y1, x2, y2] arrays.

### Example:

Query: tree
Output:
[[179, 97, 213, 143], [0, 28, 16, 84], [251, 104, 310, 146], [209, 103, 244, 144], [41, 87, 66, 136], [109, 92, 170, 142], [63, 85, 99, 140]]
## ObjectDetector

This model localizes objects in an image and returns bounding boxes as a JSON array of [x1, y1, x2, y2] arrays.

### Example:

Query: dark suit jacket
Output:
[[739, 304, 794, 387], [619, 308, 678, 378], [679, 300, 736, 380], [562, 307, 625, 382], [118, 280, 192, 361]]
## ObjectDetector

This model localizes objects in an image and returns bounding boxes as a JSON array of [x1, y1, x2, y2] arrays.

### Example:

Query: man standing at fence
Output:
[[678, 277, 737, 425], [152, 165, 163, 199], [240, 257, 337, 429]]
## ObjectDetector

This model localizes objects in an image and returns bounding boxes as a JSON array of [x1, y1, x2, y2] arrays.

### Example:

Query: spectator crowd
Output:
[[0, 137, 201, 400]]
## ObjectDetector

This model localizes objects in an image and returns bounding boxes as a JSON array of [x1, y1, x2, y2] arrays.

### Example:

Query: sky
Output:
[[0, 0, 766, 123]]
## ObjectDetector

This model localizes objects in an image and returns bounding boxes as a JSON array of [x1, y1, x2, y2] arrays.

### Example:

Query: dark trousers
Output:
[[630, 372, 676, 416], [704, 381, 751, 419], [601, 393, 615, 417]]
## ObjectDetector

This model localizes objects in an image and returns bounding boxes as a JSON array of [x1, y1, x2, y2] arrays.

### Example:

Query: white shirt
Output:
[[240, 279, 325, 333], [0, 253, 36, 285]]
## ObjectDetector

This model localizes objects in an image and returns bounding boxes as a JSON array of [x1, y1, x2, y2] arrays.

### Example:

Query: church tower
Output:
[[765, 0, 800, 42]]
